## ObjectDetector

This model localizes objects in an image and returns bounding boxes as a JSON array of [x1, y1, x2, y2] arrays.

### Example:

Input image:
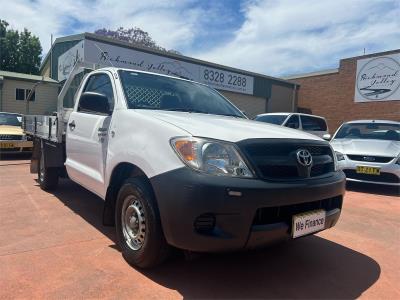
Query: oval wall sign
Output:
[[356, 56, 400, 101]]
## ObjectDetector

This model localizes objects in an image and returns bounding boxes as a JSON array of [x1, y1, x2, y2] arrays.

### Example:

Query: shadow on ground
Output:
[[51, 179, 380, 299], [143, 237, 380, 299], [347, 181, 399, 197], [0, 153, 31, 163], [50, 179, 116, 241]]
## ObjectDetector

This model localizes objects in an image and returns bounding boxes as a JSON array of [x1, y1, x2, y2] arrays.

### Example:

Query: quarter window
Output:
[[301, 116, 327, 131]]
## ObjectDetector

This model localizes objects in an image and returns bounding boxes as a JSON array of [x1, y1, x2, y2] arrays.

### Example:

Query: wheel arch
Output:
[[103, 162, 155, 226]]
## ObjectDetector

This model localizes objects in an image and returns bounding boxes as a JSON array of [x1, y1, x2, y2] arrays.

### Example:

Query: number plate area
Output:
[[0, 142, 15, 149], [356, 166, 380, 175], [292, 209, 326, 238]]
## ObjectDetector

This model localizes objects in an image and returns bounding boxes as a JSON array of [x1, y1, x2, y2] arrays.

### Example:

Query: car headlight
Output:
[[396, 155, 400, 165], [330, 147, 344, 171], [171, 137, 254, 178], [335, 151, 345, 161]]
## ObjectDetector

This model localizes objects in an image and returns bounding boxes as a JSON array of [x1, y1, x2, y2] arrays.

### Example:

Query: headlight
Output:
[[335, 151, 345, 161], [396, 155, 400, 165], [330, 147, 344, 171], [171, 137, 254, 178]]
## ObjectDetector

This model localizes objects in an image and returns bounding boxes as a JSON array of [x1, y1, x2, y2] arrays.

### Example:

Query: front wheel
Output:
[[38, 144, 59, 191], [115, 178, 170, 268]]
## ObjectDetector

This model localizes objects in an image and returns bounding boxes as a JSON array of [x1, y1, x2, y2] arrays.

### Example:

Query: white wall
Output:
[[1, 79, 59, 115]]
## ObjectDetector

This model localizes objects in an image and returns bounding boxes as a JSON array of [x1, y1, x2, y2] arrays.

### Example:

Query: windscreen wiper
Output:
[[216, 113, 245, 118], [164, 108, 209, 114]]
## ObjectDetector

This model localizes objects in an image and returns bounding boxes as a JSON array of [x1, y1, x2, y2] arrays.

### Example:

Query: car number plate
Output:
[[292, 209, 326, 238], [356, 166, 380, 175], [0, 142, 15, 149]]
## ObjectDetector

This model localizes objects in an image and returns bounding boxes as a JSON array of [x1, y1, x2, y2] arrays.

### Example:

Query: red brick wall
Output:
[[292, 51, 400, 133]]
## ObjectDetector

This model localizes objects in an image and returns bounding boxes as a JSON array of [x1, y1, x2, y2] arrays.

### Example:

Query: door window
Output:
[[80, 73, 114, 112], [300, 115, 327, 131], [285, 115, 300, 129]]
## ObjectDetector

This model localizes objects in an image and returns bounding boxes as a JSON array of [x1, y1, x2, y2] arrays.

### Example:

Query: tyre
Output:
[[115, 177, 170, 268], [38, 144, 59, 191]]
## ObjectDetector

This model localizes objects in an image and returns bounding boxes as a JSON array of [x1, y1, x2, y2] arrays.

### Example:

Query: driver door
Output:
[[65, 72, 115, 197]]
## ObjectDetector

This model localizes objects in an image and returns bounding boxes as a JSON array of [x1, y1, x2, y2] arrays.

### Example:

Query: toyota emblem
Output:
[[296, 149, 313, 167]]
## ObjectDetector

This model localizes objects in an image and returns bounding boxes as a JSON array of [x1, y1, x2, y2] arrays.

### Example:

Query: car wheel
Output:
[[38, 144, 59, 191], [115, 177, 170, 268]]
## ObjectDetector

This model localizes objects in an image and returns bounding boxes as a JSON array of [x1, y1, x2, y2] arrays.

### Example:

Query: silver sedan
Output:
[[331, 120, 400, 186]]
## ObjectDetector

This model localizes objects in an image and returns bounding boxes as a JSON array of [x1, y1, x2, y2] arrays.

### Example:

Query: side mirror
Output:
[[323, 133, 331, 141], [78, 92, 111, 115]]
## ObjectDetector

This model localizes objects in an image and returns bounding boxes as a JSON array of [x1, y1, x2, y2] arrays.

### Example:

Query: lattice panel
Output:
[[125, 85, 165, 108]]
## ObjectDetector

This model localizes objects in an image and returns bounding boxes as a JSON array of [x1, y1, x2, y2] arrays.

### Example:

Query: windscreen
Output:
[[118, 70, 245, 118], [334, 123, 400, 141], [255, 115, 287, 125], [0, 113, 22, 126]]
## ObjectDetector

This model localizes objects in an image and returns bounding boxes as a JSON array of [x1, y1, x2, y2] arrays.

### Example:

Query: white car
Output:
[[24, 65, 346, 268], [331, 120, 400, 186], [255, 113, 330, 139]]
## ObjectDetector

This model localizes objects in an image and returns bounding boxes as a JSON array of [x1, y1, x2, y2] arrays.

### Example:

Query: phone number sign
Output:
[[75, 39, 255, 95], [199, 66, 254, 95]]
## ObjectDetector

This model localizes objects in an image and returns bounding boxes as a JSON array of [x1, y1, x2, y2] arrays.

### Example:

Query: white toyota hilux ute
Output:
[[24, 66, 346, 268]]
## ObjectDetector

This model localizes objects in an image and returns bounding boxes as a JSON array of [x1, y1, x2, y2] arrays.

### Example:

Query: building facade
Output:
[[40, 33, 298, 118], [285, 49, 400, 133], [0, 71, 59, 115]]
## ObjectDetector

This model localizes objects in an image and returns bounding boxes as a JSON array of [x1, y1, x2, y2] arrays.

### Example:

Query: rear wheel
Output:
[[38, 143, 59, 191], [115, 177, 170, 268]]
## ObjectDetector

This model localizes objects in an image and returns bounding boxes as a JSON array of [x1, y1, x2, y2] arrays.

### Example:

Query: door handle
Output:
[[68, 120, 76, 130]]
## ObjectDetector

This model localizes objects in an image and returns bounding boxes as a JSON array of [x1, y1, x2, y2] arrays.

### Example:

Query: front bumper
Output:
[[337, 157, 400, 186], [0, 140, 33, 153], [150, 168, 346, 252]]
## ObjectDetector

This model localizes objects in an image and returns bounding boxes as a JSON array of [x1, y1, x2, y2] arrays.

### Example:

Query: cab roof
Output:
[[345, 120, 400, 125]]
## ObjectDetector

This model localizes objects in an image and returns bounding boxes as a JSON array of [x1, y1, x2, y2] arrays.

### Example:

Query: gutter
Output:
[[0, 76, 3, 111], [291, 84, 299, 112]]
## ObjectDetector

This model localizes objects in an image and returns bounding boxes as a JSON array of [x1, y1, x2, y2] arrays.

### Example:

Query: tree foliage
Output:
[[0, 20, 42, 74], [94, 27, 181, 55]]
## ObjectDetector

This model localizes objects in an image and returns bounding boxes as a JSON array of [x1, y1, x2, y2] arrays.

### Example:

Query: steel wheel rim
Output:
[[39, 151, 45, 181], [121, 195, 146, 250]]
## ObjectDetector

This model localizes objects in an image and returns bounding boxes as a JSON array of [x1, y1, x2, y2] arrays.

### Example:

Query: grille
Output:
[[253, 196, 342, 226], [344, 170, 399, 183], [0, 134, 22, 140], [347, 155, 394, 163], [239, 139, 334, 180]]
